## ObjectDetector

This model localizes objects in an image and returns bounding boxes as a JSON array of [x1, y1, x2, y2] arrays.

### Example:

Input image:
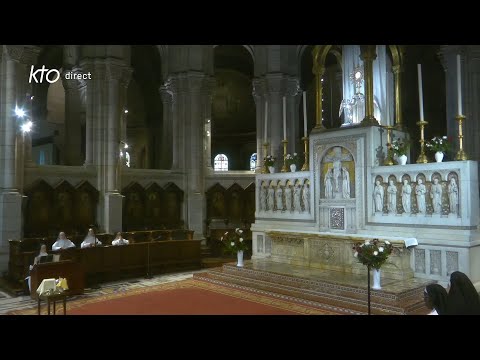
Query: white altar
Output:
[[251, 124, 480, 286]]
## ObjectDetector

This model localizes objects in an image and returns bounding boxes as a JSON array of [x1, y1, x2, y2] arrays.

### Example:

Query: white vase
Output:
[[236, 250, 244, 267], [435, 151, 444, 163], [268, 166, 275, 174], [398, 154, 407, 165], [290, 164, 296, 172], [372, 268, 381, 290]]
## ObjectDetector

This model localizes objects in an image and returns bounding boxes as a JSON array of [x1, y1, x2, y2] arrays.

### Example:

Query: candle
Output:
[[264, 100, 268, 143], [457, 54, 462, 115], [417, 64, 424, 121], [283, 96, 287, 140], [303, 91, 307, 137]]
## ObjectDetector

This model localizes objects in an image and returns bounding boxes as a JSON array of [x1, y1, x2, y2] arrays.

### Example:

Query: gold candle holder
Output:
[[301, 137, 309, 171], [384, 126, 394, 166], [262, 142, 269, 173], [455, 115, 468, 161], [281, 139, 288, 173], [416, 120, 429, 164]]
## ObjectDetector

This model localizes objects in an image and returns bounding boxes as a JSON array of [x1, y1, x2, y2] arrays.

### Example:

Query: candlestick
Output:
[[282, 96, 287, 140], [303, 91, 307, 137], [384, 126, 394, 166], [301, 137, 309, 171], [281, 139, 288, 173], [416, 120, 428, 164], [457, 54, 462, 115], [455, 115, 468, 160], [261, 142, 270, 174], [264, 100, 268, 143], [417, 64, 424, 122]]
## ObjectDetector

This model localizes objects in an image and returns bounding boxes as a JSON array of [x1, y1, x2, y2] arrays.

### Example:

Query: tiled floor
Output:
[[0, 269, 206, 315]]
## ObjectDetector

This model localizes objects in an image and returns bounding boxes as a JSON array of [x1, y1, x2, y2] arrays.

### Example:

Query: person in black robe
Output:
[[424, 284, 448, 315], [445, 271, 480, 315]]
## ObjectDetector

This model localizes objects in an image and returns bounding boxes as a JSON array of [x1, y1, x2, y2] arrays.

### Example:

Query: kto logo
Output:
[[29, 65, 60, 84], [28, 66, 92, 83]]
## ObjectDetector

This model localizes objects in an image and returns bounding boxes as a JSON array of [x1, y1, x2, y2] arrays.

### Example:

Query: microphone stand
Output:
[[367, 265, 371, 315], [145, 241, 152, 279]]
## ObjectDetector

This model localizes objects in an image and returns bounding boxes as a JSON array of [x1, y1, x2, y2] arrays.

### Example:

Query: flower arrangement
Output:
[[352, 238, 394, 270], [388, 137, 410, 157], [264, 155, 276, 167], [221, 228, 249, 254], [426, 136, 451, 153], [285, 153, 299, 166]]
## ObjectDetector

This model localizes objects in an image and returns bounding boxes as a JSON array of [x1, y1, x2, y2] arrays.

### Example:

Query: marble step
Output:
[[194, 265, 430, 315]]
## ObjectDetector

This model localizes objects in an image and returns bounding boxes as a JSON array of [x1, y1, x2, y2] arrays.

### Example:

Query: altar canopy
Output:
[[340, 45, 394, 126]]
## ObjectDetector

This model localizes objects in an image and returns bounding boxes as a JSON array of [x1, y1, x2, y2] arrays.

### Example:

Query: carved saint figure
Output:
[[302, 183, 310, 213], [401, 179, 412, 213], [259, 185, 266, 211], [374, 180, 384, 212], [448, 178, 459, 214], [387, 180, 397, 214], [267, 185, 275, 212], [416, 179, 427, 214], [323, 146, 352, 199], [275, 185, 283, 211], [284, 184, 292, 212], [293, 183, 302, 212], [430, 178, 443, 214]]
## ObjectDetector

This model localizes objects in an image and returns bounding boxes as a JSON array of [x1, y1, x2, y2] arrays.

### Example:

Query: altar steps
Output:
[[193, 260, 432, 315]]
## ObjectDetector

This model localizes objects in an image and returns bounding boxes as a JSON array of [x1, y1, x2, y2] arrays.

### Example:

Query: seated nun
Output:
[[24, 244, 49, 293], [51, 232, 76, 251], [81, 228, 102, 248], [111, 232, 129, 246]]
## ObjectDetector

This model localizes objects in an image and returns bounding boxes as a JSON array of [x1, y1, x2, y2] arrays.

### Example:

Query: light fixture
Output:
[[21, 121, 33, 133], [15, 106, 25, 118], [30, 96, 34, 100], [124, 143, 128, 149], [124, 109, 129, 114]]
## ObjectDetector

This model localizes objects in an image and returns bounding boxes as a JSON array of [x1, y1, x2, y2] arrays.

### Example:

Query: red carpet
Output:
[[10, 279, 341, 315]]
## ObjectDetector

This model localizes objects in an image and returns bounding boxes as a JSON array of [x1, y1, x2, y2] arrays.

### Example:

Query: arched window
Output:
[[250, 153, 257, 171], [214, 154, 229, 171]]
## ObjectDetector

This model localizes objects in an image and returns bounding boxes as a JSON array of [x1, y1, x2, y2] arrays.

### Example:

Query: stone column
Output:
[[0, 46, 23, 272], [185, 72, 207, 240], [392, 64, 404, 130], [80, 60, 96, 167], [360, 45, 378, 126], [264, 74, 287, 171], [252, 78, 266, 173], [160, 82, 173, 169], [169, 72, 212, 242], [62, 71, 85, 166], [286, 77, 301, 154], [203, 77, 215, 174], [103, 62, 132, 234], [167, 76, 185, 171]]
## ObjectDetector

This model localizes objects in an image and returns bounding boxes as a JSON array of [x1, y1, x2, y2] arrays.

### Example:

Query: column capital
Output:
[[159, 84, 173, 105], [252, 77, 266, 99], [285, 77, 301, 97], [62, 68, 87, 91], [264, 73, 288, 96], [20, 46, 41, 66], [392, 65, 403, 75], [312, 64, 325, 76], [360, 45, 377, 62]]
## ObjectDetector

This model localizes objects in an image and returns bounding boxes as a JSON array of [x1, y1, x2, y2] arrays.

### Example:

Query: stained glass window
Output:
[[250, 153, 257, 171], [214, 154, 228, 171]]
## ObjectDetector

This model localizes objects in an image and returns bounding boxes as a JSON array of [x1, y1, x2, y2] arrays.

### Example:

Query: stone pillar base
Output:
[[104, 192, 124, 234]]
